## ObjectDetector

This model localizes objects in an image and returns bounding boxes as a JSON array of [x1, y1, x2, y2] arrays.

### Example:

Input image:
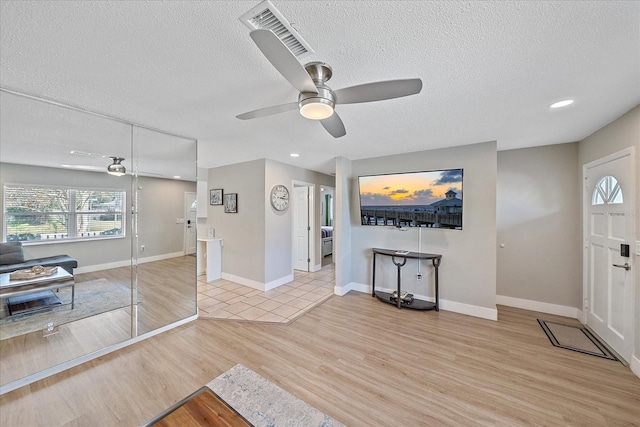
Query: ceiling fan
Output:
[[236, 29, 423, 138]]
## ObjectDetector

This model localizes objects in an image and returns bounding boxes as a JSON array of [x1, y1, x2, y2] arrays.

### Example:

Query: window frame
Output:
[[3, 183, 127, 245], [591, 175, 623, 206]]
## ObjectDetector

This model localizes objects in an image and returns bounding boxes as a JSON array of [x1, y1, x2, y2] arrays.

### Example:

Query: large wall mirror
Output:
[[0, 90, 197, 390]]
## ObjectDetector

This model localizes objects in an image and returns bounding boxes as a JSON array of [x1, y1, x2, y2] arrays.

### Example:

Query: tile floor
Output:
[[198, 263, 335, 323]]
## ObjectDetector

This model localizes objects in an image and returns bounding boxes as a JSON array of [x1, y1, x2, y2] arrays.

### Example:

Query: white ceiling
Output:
[[1, 1, 639, 175]]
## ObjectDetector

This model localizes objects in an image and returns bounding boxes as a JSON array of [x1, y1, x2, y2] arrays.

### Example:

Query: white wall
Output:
[[496, 143, 582, 315], [340, 141, 498, 319], [578, 105, 640, 373]]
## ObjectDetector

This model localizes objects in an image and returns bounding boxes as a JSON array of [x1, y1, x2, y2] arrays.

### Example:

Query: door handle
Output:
[[613, 263, 631, 271]]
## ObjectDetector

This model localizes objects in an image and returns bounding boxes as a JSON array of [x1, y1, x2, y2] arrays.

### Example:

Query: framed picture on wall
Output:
[[210, 189, 223, 205], [224, 193, 237, 213]]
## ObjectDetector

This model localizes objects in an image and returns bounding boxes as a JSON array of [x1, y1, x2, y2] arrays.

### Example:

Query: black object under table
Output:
[[372, 248, 442, 311]]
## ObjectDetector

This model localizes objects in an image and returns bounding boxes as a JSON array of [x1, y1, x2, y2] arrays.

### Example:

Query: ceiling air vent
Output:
[[240, 0, 314, 57]]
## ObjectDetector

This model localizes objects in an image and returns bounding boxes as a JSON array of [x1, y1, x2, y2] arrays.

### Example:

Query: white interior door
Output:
[[185, 192, 197, 255], [293, 186, 309, 271], [584, 149, 635, 362]]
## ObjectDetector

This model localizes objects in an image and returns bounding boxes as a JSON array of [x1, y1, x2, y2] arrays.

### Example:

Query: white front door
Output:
[[293, 186, 309, 271], [584, 149, 635, 362], [185, 192, 197, 255]]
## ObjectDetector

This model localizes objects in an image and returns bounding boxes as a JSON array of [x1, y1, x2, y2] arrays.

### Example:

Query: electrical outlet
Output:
[[140, 245, 145, 252], [417, 273, 422, 280]]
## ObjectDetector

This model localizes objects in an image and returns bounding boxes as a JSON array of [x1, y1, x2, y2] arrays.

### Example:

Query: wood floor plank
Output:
[[1, 292, 639, 426]]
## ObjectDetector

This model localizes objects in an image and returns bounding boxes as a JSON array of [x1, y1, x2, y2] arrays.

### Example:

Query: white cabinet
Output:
[[197, 180, 208, 218], [197, 238, 222, 282]]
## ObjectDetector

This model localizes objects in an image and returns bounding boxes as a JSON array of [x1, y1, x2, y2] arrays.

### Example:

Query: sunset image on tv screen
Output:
[[358, 169, 463, 229]]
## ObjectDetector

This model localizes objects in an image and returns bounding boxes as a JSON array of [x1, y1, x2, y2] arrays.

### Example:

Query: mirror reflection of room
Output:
[[0, 90, 197, 388]]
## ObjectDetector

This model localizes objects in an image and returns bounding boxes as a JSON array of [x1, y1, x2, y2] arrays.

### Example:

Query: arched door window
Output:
[[592, 175, 623, 205]]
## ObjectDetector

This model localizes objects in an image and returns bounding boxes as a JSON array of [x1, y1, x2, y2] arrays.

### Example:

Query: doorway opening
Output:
[[321, 186, 335, 267]]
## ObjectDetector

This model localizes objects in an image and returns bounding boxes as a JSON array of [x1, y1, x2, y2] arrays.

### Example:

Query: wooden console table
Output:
[[372, 248, 442, 311], [142, 386, 253, 426]]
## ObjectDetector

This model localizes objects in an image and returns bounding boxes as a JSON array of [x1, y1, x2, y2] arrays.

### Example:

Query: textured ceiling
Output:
[[1, 1, 639, 175]]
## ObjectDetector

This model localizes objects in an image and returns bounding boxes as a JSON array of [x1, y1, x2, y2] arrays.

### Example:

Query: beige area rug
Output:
[[0, 278, 130, 341], [537, 319, 618, 361], [206, 364, 344, 427]]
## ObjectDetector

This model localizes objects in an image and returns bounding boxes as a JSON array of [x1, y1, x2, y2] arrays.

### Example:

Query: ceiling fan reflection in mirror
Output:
[[236, 29, 423, 138]]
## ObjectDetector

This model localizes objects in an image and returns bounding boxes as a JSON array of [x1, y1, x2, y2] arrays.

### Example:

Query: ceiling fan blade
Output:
[[236, 102, 298, 120], [334, 78, 422, 105], [250, 30, 318, 94], [320, 112, 346, 138]]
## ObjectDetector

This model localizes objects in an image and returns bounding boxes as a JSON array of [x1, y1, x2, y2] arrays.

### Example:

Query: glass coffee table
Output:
[[0, 268, 74, 315]]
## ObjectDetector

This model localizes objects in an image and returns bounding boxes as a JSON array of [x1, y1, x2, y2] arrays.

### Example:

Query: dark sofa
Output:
[[0, 242, 78, 275]]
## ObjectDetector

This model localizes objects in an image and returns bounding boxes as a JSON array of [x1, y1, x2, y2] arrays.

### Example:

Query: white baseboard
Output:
[[333, 281, 364, 296], [221, 272, 264, 291], [265, 273, 294, 291], [340, 283, 497, 321], [0, 313, 198, 395], [439, 299, 498, 321], [220, 272, 293, 291], [496, 295, 580, 319], [631, 354, 640, 379], [74, 251, 185, 274]]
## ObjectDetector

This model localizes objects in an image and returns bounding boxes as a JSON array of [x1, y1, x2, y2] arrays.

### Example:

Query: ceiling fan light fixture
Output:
[[107, 157, 126, 176], [299, 99, 334, 120]]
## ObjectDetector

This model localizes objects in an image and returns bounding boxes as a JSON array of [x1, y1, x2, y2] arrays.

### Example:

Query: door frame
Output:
[[581, 147, 636, 360], [292, 180, 316, 272]]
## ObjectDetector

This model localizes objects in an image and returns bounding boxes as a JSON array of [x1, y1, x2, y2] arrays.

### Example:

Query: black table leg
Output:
[[372, 252, 377, 297], [433, 257, 441, 311], [392, 256, 407, 309]]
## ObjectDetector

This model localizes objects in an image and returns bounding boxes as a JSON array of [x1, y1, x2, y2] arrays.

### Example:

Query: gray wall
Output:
[[347, 141, 497, 314], [137, 175, 197, 257], [496, 143, 582, 308], [335, 157, 353, 292], [578, 105, 640, 363], [264, 159, 334, 282], [208, 159, 266, 283], [207, 158, 334, 285], [0, 163, 195, 269]]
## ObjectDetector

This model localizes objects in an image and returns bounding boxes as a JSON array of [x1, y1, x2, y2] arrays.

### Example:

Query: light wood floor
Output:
[[0, 256, 196, 386], [1, 293, 638, 426]]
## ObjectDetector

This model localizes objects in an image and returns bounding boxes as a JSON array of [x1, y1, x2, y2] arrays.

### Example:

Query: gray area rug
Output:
[[537, 319, 618, 361], [208, 364, 345, 427], [0, 278, 130, 340]]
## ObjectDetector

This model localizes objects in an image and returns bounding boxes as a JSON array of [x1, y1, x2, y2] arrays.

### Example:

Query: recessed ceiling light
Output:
[[550, 99, 574, 109], [173, 175, 181, 179], [290, 153, 299, 157]]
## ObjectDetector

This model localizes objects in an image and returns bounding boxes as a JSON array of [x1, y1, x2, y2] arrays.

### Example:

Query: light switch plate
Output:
[[636, 241, 640, 256]]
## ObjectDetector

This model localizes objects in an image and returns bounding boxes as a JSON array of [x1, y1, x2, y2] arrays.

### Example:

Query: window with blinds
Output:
[[4, 185, 126, 243]]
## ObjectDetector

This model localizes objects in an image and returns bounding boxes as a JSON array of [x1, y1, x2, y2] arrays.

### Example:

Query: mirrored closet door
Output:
[[0, 89, 197, 390]]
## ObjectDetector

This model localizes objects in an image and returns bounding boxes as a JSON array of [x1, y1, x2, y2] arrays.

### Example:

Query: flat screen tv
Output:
[[358, 168, 463, 229]]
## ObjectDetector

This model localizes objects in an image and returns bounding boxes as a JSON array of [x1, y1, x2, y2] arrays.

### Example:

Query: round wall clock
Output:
[[270, 184, 290, 211]]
